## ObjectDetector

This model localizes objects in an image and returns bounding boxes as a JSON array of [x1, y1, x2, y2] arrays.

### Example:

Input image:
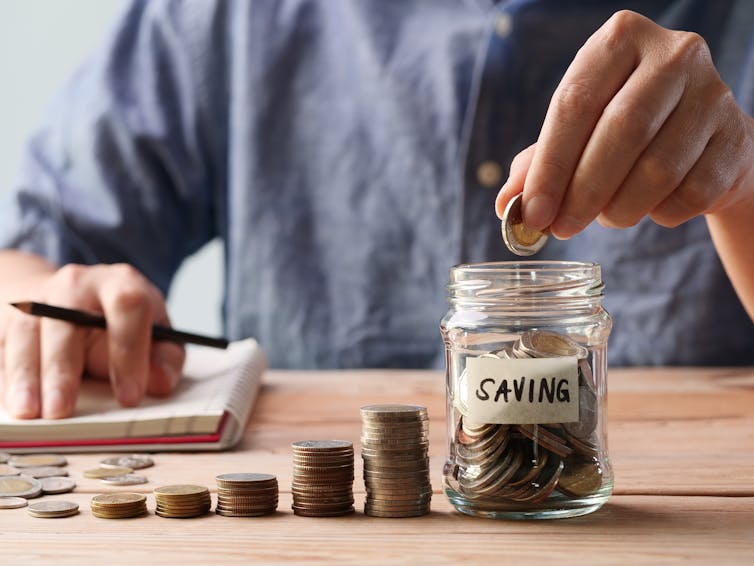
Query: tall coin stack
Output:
[[291, 440, 355, 517], [215, 473, 278, 517], [154, 484, 211, 518], [360, 404, 432, 517]]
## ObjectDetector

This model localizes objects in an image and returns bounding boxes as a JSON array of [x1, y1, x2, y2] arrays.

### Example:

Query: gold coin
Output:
[[91, 493, 147, 506], [154, 484, 209, 497], [558, 458, 603, 497]]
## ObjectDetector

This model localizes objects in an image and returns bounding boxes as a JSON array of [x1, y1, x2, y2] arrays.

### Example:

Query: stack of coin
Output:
[[154, 484, 211, 518], [28, 500, 79, 519], [90, 493, 147, 519], [360, 404, 432, 518], [291, 440, 354, 517], [450, 329, 604, 504], [215, 473, 278, 517]]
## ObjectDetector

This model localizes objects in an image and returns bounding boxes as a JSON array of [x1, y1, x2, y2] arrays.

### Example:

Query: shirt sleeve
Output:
[[0, 0, 228, 294]]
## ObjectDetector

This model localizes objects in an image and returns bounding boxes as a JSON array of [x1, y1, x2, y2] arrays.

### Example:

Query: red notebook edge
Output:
[[0, 412, 229, 450]]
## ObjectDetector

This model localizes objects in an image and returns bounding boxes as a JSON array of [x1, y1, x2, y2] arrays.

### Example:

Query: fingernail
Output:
[[552, 215, 582, 240], [12, 388, 38, 419], [117, 379, 141, 406], [523, 195, 552, 231], [162, 362, 181, 389], [43, 388, 68, 419]]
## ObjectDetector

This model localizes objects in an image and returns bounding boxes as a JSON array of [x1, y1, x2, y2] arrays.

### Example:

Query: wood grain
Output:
[[1, 367, 753, 564]]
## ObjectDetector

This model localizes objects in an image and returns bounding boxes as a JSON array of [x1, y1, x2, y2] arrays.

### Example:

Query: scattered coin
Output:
[[0, 476, 43, 498], [0, 464, 20, 477], [100, 474, 148, 486], [216, 473, 278, 517], [291, 441, 354, 517], [0, 496, 28, 509], [501, 192, 548, 256], [22, 466, 69, 479], [83, 466, 132, 479], [361, 404, 431, 518], [100, 455, 154, 470], [28, 500, 79, 518], [0, 452, 9, 464], [91, 493, 147, 519], [8, 454, 67, 468], [154, 484, 211, 518], [41, 476, 77, 495]]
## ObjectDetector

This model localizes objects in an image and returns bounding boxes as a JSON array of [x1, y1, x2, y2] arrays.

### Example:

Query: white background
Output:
[[0, 0, 223, 335]]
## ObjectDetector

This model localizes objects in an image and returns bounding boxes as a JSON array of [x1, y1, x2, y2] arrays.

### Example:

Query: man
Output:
[[1, 0, 753, 419]]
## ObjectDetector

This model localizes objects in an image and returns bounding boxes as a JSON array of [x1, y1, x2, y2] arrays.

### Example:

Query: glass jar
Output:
[[440, 261, 613, 519]]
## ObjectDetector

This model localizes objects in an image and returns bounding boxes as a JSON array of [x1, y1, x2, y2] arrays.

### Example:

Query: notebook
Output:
[[0, 338, 266, 453]]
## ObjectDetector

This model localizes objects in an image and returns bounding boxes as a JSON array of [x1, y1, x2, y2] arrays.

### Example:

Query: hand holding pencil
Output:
[[0, 260, 194, 420]]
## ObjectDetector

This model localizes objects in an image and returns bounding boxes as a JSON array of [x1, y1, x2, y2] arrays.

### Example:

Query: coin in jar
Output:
[[501, 192, 548, 256]]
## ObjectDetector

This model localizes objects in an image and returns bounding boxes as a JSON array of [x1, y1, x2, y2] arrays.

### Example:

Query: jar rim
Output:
[[452, 260, 599, 274]]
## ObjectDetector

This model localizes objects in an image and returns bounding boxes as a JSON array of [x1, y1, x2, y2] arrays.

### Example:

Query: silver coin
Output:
[[27, 500, 79, 518], [8, 454, 67, 468], [100, 455, 154, 470], [518, 330, 589, 359], [22, 466, 69, 479], [0, 496, 28, 509], [501, 192, 548, 256], [0, 452, 9, 464], [100, 474, 149, 486], [41, 476, 77, 494]]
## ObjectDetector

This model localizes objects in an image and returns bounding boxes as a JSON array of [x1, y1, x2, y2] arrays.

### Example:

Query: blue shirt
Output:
[[2, 0, 754, 368]]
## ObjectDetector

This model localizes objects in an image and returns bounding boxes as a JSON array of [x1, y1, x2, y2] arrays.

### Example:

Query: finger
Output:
[[598, 88, 715, 228], [551, 49, 687, 238], [496, 144, 536, 218], [651, 119, 745, 227], [147, 305, 185, 397], [39, 265, 95, 418], [3, 310, 41, 418], [96, 264, 163, 407], [522, 11, 646, 230]]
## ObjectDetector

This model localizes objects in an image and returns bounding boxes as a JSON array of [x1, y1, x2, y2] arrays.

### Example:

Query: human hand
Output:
[[495, 10, 754, 237], [0, 262, 184, 419]]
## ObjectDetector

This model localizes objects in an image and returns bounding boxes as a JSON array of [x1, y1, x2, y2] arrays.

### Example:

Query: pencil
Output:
[[10, 301, 229, 349]]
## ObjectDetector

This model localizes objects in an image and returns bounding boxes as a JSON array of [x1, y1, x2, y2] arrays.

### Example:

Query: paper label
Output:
[[457, 356, 579, 424]]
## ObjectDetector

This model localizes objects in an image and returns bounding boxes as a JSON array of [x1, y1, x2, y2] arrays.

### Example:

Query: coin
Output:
[[558, 457, 603, 497], [215, 473, 278, 517], [518, 330, 589, 359], [0, 452, 9, 464], [28, 500, 79, 518], [0, 464, 20, 477], [0, 496, 28, 509], [100, 455, 154, 470], [83, 466, 133, 479], [563, 385, 598, 439], [501, 192, 548, 256], [41, 476, 76, 494], [100, 474, 148, 486], [91, 492, 147, 519], [22, 466, 69, 479], [8, 454, 67, 468], [0, 475, 43, 498]]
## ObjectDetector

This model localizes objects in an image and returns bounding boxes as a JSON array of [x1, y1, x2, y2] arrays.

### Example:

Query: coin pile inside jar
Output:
[[90, 493, 147, 519], [360, 404, 432, 518], [154, 484, 211, 518], [291, 440, 355, 517], [215, 473, 278, 517], [452, 330, 603, 504]]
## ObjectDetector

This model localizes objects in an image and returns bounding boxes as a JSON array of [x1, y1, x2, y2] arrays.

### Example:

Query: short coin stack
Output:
[[291, 440, 355, 517], [154, 484, 211, 518], [90, 493, 147, 519], [27, 500, 79, 519], [215, 473, 278, 517], [360, 404, 432, 517]]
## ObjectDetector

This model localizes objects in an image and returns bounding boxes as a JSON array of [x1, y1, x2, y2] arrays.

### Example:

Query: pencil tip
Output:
[[9, 301, 31, 313]]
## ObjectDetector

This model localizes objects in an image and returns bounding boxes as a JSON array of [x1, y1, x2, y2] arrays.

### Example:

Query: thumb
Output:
[[148, 342, 185, 397], [495, 143, 537, 219]]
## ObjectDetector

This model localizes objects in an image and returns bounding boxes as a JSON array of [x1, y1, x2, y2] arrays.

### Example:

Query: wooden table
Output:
[[2, 368, 753, 564]]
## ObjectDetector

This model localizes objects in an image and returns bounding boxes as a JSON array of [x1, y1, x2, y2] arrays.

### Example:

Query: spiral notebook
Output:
[[0, 339, 266, 453]]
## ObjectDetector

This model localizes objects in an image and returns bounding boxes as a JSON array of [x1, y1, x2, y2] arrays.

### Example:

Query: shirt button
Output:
[[495, 13, 513, 38], [476, 160, 503, 188]]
